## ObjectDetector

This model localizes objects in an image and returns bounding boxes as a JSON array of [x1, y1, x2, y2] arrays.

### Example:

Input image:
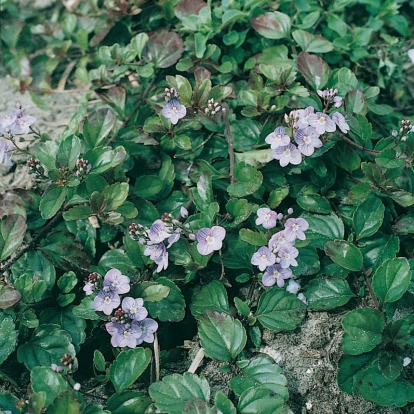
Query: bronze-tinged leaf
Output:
[[144, 32, 184, 69], [0, 285, 21, 309], [297, 51, 330, 90], [250, 12, 291, 40], [176, 0, 207, 18], [0, 214, 27, 261], [96, 86, 126, 114]]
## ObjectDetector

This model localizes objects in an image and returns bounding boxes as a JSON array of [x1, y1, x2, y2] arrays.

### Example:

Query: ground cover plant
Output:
[[1, 0, 414, 412]]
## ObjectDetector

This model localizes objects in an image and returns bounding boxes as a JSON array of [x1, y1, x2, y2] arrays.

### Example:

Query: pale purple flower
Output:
[[262, 264, 292, 287], [153, 244, 169, 273], [0, 140, 13, 166], [308, 112, 336, 134], [333, 96, 343, 108], [294, 127, 323, 156], [251, 246, 276, 271], [278, 245, 299, 268], [106, 322, 143, 348], [298, 293, 307, 305], [0, 115, 17, 133], [10, 103, 27, 118], [162, 99, 186, 125], [268, 230, 292, 253], [286, 279, 301, 294], [103, 269, 130, 294], [265, 126, 290, 149], [73, 383, 81, 391], [167, 228, 182, 248], [256, 208, 277, 229], [93, 290, 121, 315], [144, 243, 162, 260], [122, 297, 148, 321], [403, 357, 412, 367], [332, 112, 350, 134], [134, 318, 158, 345], [148, 219, 171, 244], [180, 206, 188, 218], [51, 363, 63, 373], [284, 218, 309, 242], [272, 143, 302, 167], [9, 115, 36, 135], [408, 49, 414, 64], [83, 282, 95, 296], [196, 226, 226, 255], [294, 106, 315, 129]]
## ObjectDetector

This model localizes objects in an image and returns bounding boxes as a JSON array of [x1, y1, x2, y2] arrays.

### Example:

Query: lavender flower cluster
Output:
[[252, 207, 308, 303], [266, 89, 349, 167], [161, 87, 186, 125], [129, 207, 226, 273], [83, 269, 158, 348], [0, 103, 37, 166]]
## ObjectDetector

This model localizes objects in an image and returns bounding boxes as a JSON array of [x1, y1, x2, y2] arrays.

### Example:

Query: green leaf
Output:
[[229, 355, 288, 400], [294, 246, 320, 276], [225, 199, 253, 227], [131, 33, 149, 60], [39, 185, 68, 220], [214, 391, 236, 414], [198, 310, 247, 362], [14, 274, 47, 303], [378, 350, 403, 381], [57, 271, 78, 293], [85, 146, 126, 174], [56, 135, 81, 170], [255, 287, 306, 332], [371, 258, 410, 305], [190, 281, 230, 318], [237, 386, 287, 414], [392, 215, 414, 235], [297, 51, 330, 90], [231, 120, 261, 152], [302, 213, 344, 249], [130, 282, 170, 302], [106, 391, 151, 414], [358, 364, 414, 407], [39, 307, 86, 351], [0, 392, 19, 414], [0, 214, 27, 260], [109, 348, 152, 392], [146, 278, 186, 322], [342, 308, 385, 355], [292, 29, 333, 53], [149, 372, 210, 414], [306, 277, 354, 310], [63, 205, 93, 221], [359, 233, 400, 270], [17, 324, 76, 370], [296, 194, 332, 214], [0, 314, 17, 364], [324, 240, 363, 271], [72, 297, 99, 320], [228, 162, 263, 197], [239, 228, 268, 246], [83, 109, 116, 149], [388, 189, 414, 207], [250, 12, 291, 39], [191, 172, 213, 211], [98, 248, 136, 275], [353, 196, 385, 239], [45, 390, 80, 414], [337, 351, 377, 394], [102, 183, 129, 210], [346, 89, 367, 115], [94, 350, 106, 372], [31, 367, 68, 406]]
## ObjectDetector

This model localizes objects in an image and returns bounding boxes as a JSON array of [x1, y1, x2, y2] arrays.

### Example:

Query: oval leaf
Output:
[[353, 195, 385, 239], [0, 214, 27, 261], [109, 348, 151, 392], [198, 310, 247, 362], [324, 240, 363, 271]]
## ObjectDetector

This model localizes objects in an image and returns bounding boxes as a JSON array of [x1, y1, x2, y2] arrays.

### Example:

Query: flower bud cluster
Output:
[[84, 268, 159, 349], [203, 98, 222, 116], [252, 207, 308, 303], [317, 88, 343, 108], [267, 101, 350, 167], [75, 158, 92, 177], [400, 119, 413, 133], [164, 87, 180, 102], [27, 157, 45, 177]]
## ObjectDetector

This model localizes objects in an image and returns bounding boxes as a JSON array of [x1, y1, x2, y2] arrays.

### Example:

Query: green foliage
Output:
[[0, 0, 414, 411]]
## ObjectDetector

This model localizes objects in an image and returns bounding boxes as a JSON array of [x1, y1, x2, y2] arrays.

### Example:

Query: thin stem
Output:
[[340, 134, 379, 157], [174, 133, 214, 158], [223, 105, 235, 184], [154, 332, 160, 382], [362, 268, 380, 310]]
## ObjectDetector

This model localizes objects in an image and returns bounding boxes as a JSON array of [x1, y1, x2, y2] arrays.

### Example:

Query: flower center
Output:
[[104, 296, 112, 304], [260, 254, 267, 261], [318, 116, 326, 124], [206, 236, 214, 244], [130, 307, 136, 314], [303, 135, 311, 144], [264, 213, 271, 220]]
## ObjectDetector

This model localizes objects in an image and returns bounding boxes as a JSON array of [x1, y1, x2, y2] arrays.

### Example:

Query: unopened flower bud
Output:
[[73, 383, 81, 391]]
